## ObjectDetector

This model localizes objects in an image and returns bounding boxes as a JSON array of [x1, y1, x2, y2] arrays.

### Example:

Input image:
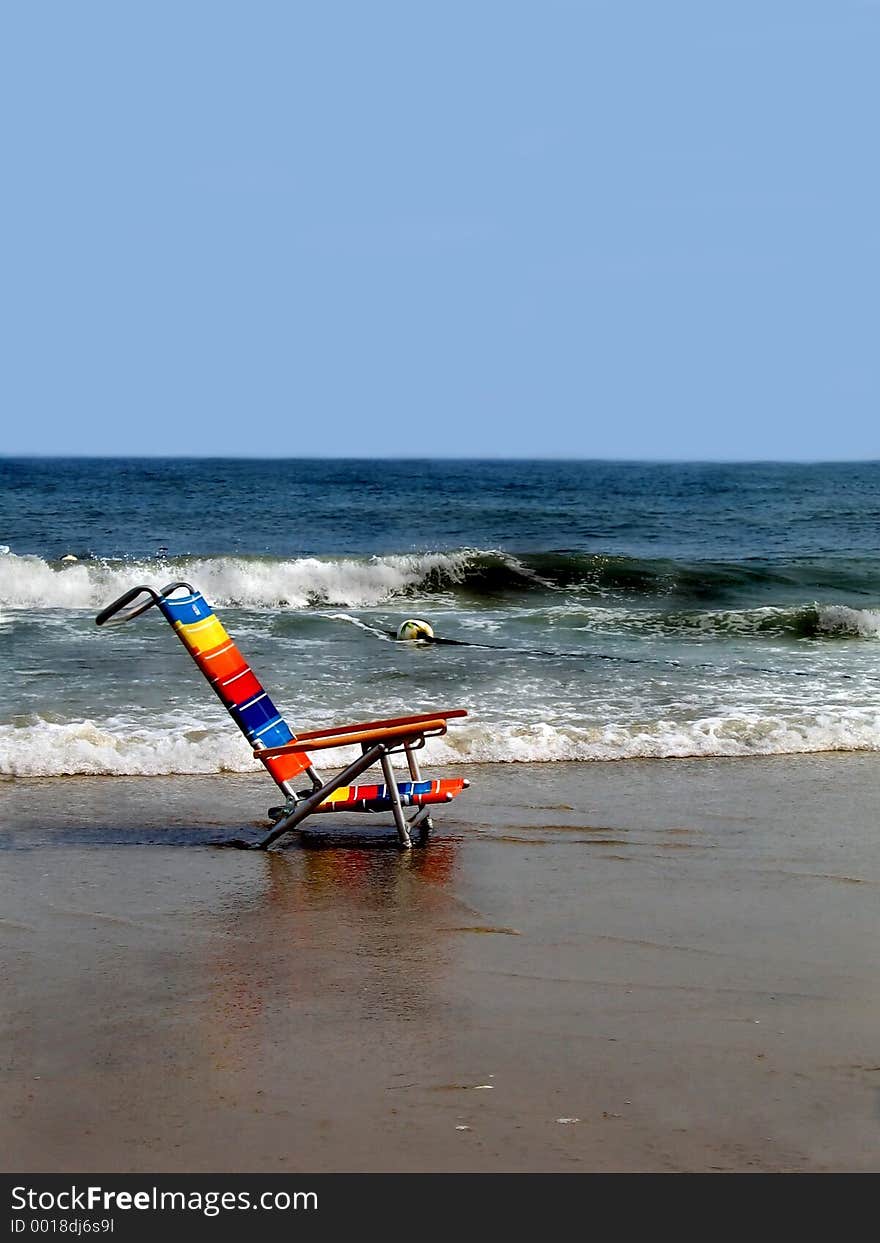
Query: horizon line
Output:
[[3, 454, 880, 466]]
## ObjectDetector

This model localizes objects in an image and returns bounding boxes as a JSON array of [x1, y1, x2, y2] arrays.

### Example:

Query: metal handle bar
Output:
[[95, 580, 195, 627]]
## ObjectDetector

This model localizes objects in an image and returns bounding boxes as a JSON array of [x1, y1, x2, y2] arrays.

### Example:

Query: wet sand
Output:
[[2, 755, 880, 1172]]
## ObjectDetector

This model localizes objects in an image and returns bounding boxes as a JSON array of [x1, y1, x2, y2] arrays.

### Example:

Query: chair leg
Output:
[[407, 804, 433, 847], [256, 743, 386, 849], [380, 752, 412, 849], [405, 742, 433, 845]]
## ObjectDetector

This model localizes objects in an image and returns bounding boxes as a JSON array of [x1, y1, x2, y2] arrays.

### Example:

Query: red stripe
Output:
[[218, 667, 263, 706]]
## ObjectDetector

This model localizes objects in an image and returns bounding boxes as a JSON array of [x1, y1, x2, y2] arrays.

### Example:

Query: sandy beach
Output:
[[2, 754, 879, 1172]]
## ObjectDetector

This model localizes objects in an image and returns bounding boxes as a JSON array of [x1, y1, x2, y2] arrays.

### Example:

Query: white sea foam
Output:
[[815, 604, 880, 639], [5, 711, 880, 777], [435, 714, 880, 762], [325, 613, 395, 641], [0, 550, 477, 611], [0, 719, 258, 778]]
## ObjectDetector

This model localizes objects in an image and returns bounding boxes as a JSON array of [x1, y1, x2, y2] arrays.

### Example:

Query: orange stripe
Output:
[[199, 642, 248, 681]]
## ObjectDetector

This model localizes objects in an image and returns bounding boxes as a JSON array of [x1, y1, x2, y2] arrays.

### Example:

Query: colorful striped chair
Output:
[[96, 581, 468, 849]]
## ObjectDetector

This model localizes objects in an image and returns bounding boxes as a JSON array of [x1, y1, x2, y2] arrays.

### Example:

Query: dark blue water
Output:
[[5, 457, 880, 564], [3, 458, 880, 776]]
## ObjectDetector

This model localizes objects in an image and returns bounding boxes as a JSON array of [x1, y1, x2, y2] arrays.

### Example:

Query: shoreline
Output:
[[3, 754, 879, 1171]]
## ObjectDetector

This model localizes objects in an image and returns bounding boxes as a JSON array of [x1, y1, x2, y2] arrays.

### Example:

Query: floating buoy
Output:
[[396, 618, 434, 641]]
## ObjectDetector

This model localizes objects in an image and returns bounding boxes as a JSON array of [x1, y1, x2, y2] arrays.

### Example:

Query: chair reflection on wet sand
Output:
[[197, 844, 460, 1100], [96, 581, 470, 848]]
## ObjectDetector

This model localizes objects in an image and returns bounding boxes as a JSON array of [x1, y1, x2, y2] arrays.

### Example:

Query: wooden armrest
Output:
[[256, 718, 449, 759], [292, 708, 468, 742]]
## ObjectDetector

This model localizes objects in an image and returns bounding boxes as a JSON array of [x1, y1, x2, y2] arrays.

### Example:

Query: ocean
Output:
[[3, 457, 880, 779]]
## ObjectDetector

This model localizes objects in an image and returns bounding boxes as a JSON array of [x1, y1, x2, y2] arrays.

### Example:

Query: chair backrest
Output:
[[158, 590, 312, 793]]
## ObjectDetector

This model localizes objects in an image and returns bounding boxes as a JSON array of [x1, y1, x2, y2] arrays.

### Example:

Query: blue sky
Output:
[[2, 1, 877, 458]]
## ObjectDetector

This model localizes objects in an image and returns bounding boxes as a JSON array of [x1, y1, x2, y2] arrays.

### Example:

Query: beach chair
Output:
[[96, 581, 469, 849]]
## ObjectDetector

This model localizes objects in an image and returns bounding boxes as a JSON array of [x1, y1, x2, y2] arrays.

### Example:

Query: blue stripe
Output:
[[231, 695, 285, 738], [255, 720, 296, 749], [386, 781, 432, 798], [160, 593, 211, 626], [364, 781, 432, 801]]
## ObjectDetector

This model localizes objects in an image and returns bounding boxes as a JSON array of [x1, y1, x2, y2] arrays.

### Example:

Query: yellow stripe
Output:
[[176, 614, 230, 655], [321, 786, 353, 805]]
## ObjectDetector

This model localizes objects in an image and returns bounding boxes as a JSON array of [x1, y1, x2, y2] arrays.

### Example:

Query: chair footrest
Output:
[[314, 778, 467, 814]]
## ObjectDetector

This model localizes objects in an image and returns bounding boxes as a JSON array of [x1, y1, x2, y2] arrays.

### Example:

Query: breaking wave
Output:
[[563, 603, 880, 640], [5, 711, 880, 777], [808, 604, 880, 639], [2, 547, 880, 625], [0, 549, 478, 611]]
